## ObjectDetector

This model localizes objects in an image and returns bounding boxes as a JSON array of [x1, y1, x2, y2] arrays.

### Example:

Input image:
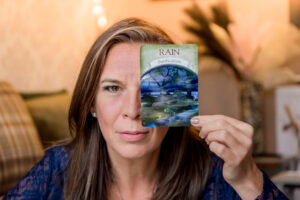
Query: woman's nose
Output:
[[122, 88, 141, 120]]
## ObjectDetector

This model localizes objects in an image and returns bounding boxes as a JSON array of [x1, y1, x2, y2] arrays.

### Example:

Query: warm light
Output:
[[97, 16, 107, 27], [93, 0, 107, 28], [93, 5, 103, 15]]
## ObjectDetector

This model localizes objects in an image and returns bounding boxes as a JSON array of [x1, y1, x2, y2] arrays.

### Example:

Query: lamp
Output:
[[92, 0, 107, 27]]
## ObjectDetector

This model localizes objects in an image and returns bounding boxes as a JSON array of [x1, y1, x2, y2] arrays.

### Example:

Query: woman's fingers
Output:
[[205, 130, 250, 165], [198, 119, 253, 148], [190, 115, 254, 164], [191, 115, 253, 138], [208, 141, 236, 165], [205, 130, 241, 150]]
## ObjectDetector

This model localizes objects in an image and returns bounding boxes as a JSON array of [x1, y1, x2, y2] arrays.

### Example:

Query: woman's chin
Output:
[[119, 148, 149, 160], [113, 144, 157, 161]]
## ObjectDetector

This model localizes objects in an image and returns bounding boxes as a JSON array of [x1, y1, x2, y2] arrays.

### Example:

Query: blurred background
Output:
[[0, 0, 300, 199]]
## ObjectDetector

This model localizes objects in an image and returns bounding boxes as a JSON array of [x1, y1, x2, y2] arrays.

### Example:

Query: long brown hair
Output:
[[65, 18, 211, 200]]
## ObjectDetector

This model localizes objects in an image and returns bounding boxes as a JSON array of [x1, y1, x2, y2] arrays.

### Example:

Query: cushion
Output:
[[21, 89, 67, 100], [0, 82, 44, 195], [23, 92, 71, 148]]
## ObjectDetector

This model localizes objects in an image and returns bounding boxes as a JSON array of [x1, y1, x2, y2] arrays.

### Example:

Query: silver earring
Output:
[[92, 112, 97, 118]]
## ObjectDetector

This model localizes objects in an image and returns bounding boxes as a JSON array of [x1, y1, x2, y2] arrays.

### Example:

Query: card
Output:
[[140, 44, 199, 127]]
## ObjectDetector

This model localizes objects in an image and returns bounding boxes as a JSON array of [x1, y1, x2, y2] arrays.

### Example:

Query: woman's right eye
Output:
[[103, 85, 121, 93]]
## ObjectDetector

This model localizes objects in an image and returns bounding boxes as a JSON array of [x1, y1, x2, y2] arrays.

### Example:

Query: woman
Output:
[[4, 18, 287, 200]]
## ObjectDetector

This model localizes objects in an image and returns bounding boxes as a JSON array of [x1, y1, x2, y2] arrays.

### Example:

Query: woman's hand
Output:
[[191, 115, 263, 200]]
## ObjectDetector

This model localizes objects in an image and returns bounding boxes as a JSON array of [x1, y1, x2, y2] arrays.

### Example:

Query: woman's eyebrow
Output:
[[100, 78, 122, 85]]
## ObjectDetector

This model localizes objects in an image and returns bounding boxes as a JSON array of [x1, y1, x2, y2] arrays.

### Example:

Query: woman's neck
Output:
[[107, 147, 160, 199]]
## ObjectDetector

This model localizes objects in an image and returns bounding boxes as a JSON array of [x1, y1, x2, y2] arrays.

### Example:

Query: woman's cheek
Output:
[[97, 95, 124, 124]]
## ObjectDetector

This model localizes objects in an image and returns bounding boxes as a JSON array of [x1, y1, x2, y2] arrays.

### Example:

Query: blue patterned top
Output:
[[4, 145, 288, 200]]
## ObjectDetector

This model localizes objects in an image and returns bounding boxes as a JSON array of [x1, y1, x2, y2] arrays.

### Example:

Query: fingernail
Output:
[[191, 117, 200, 125]]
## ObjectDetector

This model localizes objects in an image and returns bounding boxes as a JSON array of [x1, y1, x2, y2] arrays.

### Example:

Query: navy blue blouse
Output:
[[4, 145, 288, 200]]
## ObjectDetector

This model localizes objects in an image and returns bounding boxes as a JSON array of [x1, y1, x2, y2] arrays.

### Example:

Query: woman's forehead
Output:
[[100, 43, 142, 83]]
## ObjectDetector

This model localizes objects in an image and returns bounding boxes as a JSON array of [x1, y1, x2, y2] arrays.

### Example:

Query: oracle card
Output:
[[140, 44, 199, 127]]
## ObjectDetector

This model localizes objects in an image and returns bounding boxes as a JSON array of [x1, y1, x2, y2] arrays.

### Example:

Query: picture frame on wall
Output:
[[264, 85, 300, 157], [275, 85, 300, 157]]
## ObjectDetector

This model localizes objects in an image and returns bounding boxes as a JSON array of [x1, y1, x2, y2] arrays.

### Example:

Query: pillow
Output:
[[0, 81, 44, 195], [23, 92, 71, 148], [21, 89, 67, 100]]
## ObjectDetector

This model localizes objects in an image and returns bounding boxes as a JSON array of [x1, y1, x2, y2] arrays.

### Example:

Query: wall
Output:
[[0, 0, 289, 93], [0, 0, 99, 92], [228, 0, 288, 24]]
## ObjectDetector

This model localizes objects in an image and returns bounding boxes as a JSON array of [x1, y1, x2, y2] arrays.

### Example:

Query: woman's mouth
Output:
[[117, 131, 149, 142]]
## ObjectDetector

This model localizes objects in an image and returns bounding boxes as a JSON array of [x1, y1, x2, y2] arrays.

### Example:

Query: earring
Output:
[[92, 112, 97, 118]]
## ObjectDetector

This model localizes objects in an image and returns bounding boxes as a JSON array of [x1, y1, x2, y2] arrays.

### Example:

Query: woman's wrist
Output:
[[228, 164, 263, 200]]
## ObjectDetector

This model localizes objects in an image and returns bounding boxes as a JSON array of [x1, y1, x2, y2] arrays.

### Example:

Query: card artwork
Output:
[[140, 44, 199, 127]]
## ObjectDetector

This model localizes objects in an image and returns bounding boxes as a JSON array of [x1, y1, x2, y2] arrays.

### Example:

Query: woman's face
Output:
[[93, 42, 169, 160]]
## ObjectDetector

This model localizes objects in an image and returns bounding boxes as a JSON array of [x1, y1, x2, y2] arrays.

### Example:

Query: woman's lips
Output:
[[118, 131, 148, 142]]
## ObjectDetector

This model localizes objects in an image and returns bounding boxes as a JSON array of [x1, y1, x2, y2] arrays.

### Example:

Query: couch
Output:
[[0, 81, 71, 196]]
